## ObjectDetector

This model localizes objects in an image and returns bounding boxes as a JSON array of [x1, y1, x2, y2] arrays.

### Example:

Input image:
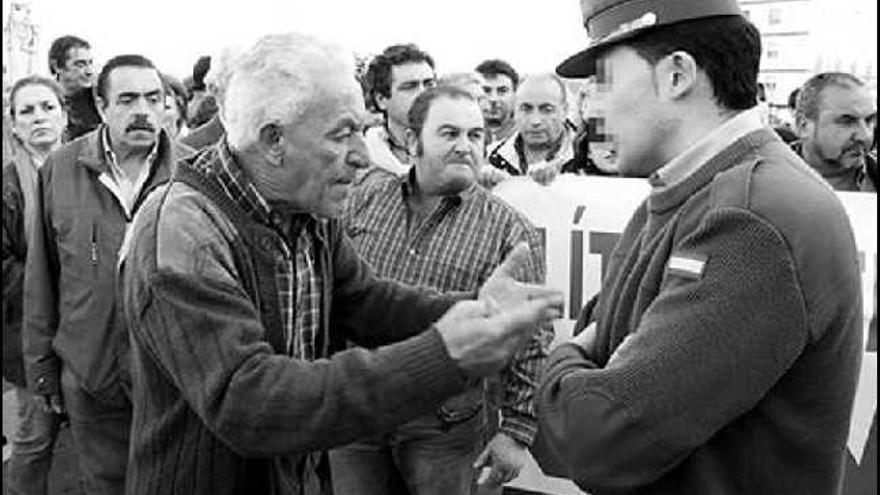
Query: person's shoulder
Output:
[[709, 130, 852, 250], [350, 167, 401, 208], [1, 160, 21, 200], [146, 181, 239, 277], [472, 185, 538, 232]]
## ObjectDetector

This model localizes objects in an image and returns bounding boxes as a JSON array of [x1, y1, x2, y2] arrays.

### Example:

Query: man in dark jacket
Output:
[[47, 35, 101, 141], [537, 1, 863, 494], [118, 32, 563, 495], [24, 54, 189, 495]]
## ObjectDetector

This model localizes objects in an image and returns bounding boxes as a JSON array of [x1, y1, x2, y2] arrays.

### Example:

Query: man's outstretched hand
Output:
[[437, 293, 563, 378], [479, 243, 558, 311]]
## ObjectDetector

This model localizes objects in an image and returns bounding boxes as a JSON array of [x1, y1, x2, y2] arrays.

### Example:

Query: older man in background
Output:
[[483, 73, 576, 187], [793, 72, 877, 191]]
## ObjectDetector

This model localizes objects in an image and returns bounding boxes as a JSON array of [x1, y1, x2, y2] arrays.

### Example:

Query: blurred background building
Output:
[[741, 0, 877, 114]]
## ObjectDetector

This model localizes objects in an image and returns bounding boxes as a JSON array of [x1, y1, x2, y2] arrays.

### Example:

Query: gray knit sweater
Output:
[[538, 128, 863, 494]]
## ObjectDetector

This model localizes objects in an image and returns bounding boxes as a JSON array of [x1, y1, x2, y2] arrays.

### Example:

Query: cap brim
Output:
[[556, 47, 598, 78], [556, 25, 659, 78]]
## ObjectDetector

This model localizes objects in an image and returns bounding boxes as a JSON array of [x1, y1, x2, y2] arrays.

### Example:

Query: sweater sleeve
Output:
[[329, 224, 471, 347], [22, 162, 62, 396], [537, 208, 809, 491]]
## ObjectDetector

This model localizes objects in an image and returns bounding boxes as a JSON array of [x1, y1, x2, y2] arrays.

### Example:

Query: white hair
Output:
[[223, 32, 356, 150], [204, 45, 245, 107]]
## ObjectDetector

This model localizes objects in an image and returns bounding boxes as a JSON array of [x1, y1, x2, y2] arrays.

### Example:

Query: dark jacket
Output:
[[23, 126, 187, 397], [2, 160, 27, 387], [121, 146, 470, 494], [539, 129, 862, 494], [63, 87, 102, 141]]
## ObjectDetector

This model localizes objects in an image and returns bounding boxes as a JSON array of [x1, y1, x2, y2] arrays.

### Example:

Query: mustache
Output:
[[444, 152, 476, 166], [845, 142, 867, 153], [126, 116, 156, 132]]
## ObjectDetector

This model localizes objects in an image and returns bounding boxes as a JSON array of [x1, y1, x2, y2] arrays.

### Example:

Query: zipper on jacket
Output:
[[90, 222, 98, 266]]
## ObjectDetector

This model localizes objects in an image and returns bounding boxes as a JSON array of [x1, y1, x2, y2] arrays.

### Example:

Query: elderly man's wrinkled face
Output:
[[799, 84, 876, 170], [99, 66, 165, 152], [515, 77, 567, 149], [281, 75, 369, 218]]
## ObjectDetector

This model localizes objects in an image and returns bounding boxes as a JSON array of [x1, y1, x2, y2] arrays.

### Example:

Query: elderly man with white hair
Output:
[[118, 32, 563, 495]]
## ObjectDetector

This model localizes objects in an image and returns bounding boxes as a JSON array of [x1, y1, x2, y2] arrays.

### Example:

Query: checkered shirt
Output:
[[191, 142, 322, 361], [344, 169, 553, 445]]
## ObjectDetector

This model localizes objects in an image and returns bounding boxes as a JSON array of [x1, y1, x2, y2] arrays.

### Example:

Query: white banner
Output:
[[493, 176, 877, 495]]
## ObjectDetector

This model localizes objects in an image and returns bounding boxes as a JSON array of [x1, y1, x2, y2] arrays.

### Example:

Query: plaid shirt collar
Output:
[[206, 140, 327, 240], [399, 164, 478, 207]]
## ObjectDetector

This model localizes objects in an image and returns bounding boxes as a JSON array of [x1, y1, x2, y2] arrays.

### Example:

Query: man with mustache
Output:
[[483, 73, 577, 187], [23, 54, 189, 494], [475, 59, 519, 146], [793, 72, 877, 192], [332, 85, 552, 495]]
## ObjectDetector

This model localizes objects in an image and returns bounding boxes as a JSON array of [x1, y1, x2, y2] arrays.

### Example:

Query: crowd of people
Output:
[[1, 0, 876, 494]]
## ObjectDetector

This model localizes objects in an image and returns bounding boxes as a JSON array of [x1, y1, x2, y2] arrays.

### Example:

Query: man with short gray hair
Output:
[[119, 32, 563, 495]]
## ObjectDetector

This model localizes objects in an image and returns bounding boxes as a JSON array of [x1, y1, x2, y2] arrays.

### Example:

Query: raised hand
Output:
[[479, 243, 560, 312], [436, 296, 562, 378]]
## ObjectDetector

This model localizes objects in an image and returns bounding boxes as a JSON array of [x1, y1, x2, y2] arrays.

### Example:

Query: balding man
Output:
[[118, 33, 563, 495], [793, 72, 877, 191], [483, 73, 576, 187]]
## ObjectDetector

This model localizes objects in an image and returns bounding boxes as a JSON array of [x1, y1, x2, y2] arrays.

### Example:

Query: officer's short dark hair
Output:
[[625, 15, 761, 111]]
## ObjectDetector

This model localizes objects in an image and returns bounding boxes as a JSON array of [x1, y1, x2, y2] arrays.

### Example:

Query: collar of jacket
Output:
[[77, 124, 174, 176], [489, 122, 576, 174]]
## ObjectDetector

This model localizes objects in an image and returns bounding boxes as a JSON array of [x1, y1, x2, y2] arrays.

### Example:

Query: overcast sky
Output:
[[18, 0, 587, 79], [5, 0, 877, 86]]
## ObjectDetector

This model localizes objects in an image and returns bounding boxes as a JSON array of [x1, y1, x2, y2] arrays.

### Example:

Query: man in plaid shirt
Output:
[[332, 85, 553, 494]]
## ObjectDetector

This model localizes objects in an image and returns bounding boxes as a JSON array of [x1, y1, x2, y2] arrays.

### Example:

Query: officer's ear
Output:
[[655, 50, 699, 101], [258, 122, 285, 167]]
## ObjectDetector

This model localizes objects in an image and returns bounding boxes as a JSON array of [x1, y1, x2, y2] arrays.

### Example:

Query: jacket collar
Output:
[[489, 124, 576, 174], [77, 124, 173, 176]]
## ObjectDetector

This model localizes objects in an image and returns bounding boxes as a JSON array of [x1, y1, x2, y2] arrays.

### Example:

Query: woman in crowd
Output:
[[2, 75, 68, 495]]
